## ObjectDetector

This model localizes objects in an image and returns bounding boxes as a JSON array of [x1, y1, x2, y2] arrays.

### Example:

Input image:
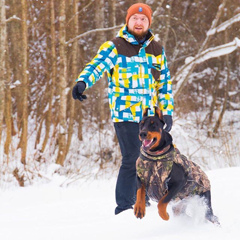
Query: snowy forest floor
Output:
[[0, 167, 240, 240]]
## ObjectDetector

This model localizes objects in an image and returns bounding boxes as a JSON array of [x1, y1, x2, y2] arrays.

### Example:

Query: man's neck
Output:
[[136, 36, 146, 44]]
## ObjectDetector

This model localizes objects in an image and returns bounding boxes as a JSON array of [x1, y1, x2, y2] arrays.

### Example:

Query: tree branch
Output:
[[66, 24, 123, 45], [6, 15, 21, 22], [207, 13, 240, 36], [173, 37, 240, 98], [66, 0, 94, 26], [173, 0, 228, 99]]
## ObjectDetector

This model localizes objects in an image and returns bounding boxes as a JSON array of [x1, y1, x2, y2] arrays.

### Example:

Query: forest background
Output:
[[0, 0, 239, 187]]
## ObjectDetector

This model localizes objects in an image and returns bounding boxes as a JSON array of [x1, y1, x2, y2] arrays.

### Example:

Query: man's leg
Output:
[[114, 122, 141, 215]]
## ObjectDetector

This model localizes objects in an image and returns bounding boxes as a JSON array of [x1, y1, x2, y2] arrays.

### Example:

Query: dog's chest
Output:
[[137, 150, 211, 202], [136, 157, 173, 201]]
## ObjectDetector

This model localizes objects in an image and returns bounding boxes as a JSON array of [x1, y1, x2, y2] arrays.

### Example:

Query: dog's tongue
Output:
[[143, 139, 152, 148]]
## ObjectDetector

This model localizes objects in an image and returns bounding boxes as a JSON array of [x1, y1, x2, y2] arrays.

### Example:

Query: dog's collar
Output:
[[140, 145, 174, 161]]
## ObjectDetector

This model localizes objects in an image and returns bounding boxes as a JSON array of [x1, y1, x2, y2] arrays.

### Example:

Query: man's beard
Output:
[[128, 28, 148, 41]]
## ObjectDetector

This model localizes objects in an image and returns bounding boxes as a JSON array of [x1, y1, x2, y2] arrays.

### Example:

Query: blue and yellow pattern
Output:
[[76, 25, 174, 122]]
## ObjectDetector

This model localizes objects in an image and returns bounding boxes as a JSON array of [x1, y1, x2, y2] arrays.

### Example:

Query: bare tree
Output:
[[66, 0, 79, 154], [213, 30, 231, 134], [41, 0, 57, 153], [19, 0, 29, 165], [56, 0, 67, 166], [95, 0, 107, 129], [0, 0, 6, 145], [162, 0, 173, 50], [4, 42, 12, 158], [208, 63, 221, 126], [173, 0, 228, 99], [108, 0, 116, 39]]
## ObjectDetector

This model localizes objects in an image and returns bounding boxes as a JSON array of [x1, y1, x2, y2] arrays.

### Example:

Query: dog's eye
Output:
[[150, 121, 157, 130]]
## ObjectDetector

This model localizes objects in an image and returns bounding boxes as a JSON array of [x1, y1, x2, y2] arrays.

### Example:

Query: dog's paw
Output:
[[158, 209, 169, 221], [134, 203, 145, 219], [158, 201, 170, 221]]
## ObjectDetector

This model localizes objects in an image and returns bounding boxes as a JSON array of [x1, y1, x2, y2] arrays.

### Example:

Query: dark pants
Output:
[[114, 122, 141, 215]]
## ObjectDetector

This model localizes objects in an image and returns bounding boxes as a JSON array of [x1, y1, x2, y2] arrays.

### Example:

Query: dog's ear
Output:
[[154, 106, 163, 121], [143, 108, 150, 117]]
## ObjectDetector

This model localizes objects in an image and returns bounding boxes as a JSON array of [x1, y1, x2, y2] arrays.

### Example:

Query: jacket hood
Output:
[[116, 24, 154, 47]]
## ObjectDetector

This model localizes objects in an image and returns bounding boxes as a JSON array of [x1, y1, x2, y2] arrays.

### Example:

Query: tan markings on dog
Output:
[[158, 193, 170, 221], [146, 131, 161, 150], [134, 185, 146, 219]]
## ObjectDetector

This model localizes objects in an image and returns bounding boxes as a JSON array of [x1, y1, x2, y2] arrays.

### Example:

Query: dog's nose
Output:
[[140, 131, 147, 139]]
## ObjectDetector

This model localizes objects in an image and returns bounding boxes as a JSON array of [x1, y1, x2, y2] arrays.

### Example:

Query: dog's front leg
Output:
[[134, 184, 146, 219], [158, 193, 170, 220], [158, 163, 187, 221]]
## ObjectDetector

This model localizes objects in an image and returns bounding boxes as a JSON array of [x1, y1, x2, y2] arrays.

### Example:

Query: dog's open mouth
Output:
[[142, 138, 157, 151]]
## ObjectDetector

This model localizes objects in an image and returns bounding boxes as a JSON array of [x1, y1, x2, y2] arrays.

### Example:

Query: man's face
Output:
[[127, 13, 149, 39]]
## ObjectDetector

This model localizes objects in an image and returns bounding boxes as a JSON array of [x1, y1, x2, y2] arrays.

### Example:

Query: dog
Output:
[[134, 107, 219, 225]]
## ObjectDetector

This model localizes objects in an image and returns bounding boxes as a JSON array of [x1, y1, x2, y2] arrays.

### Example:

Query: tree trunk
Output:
[[213, 30, 230, 134], [208, 63, 221, 125], [4, 44, 12, 158], [41, 0, 57, 153], [95, 0, 106, 130], [66, 0, 78, 154], [108, 0, 116, 39], [0, 0, 6, 146], [56, 0, 67, 166], [8, 0, 22, 133], [162, 0, 173, 50], [19, 0, 28, 165]]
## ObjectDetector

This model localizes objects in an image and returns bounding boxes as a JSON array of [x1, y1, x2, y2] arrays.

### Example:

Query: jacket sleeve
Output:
[[157, 47, 174, 116], [76, 41, 118, 88]]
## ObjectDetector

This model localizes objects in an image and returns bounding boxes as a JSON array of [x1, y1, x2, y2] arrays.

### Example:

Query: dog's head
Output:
[[139, 107, 165, 151]]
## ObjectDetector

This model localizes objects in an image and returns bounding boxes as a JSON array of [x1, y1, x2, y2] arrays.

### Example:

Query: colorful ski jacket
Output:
[[76, 25, 174, 122]]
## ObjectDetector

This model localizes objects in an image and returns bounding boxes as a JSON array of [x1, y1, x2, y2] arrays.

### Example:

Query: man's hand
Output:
[[163, 115, 173, 132], [72, 81, 87, 101]]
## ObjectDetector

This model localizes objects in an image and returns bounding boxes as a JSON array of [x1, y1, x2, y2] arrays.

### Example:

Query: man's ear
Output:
[[154, 106, 163, 121]]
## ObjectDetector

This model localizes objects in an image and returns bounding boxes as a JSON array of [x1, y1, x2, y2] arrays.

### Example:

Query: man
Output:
[[72, 3, 174, 215]]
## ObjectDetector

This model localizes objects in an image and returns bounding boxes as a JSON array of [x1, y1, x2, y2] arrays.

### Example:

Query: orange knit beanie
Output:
[[126, 3, 152, 26]]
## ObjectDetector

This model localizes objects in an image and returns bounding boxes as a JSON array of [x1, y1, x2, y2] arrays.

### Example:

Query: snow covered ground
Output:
[[0, 166, 239, 240]]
